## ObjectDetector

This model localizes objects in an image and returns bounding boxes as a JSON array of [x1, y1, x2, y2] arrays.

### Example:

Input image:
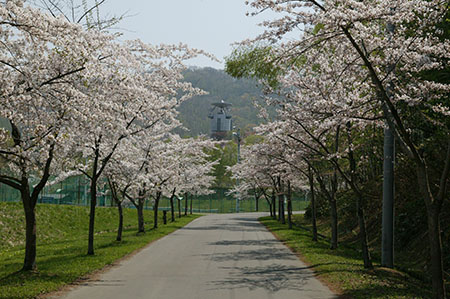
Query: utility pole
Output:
[[233, 128, 241, 213], [381, 19, 395, 268]]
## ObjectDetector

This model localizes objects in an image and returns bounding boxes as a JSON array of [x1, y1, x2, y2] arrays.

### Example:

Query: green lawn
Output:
[[0, 202, 199, 298], [259, 215, 433, 299]]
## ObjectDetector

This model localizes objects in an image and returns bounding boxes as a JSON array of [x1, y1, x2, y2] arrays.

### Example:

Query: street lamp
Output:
[[232, 128, 241, 213]]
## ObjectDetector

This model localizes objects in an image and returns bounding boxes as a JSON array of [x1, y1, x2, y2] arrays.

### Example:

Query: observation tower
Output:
[[208, 100, 232, 140]]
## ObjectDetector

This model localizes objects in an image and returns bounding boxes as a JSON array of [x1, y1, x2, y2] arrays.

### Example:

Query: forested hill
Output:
[[176, 67, 266, 137]]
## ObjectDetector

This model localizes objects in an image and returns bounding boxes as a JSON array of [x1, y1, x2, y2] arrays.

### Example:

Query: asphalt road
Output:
[[57, 213, 337, 299]]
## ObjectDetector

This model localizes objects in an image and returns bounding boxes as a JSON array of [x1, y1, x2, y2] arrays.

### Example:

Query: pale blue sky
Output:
[[101, 0, 282, 69]]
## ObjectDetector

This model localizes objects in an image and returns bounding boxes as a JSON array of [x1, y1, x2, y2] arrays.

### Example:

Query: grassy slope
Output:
[[0, 202, 199, 298], [260, 215, 433, 299]]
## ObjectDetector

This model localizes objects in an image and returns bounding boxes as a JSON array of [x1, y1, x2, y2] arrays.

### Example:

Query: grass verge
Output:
[[259, 215, 432, 299], [0, 202, 199, 298]]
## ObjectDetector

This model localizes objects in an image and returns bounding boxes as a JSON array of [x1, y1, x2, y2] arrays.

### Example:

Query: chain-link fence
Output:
[[0, 176, 309, 213]]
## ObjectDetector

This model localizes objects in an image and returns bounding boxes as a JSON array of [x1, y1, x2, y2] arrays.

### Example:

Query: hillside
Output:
[[177, 67, 267, 137]]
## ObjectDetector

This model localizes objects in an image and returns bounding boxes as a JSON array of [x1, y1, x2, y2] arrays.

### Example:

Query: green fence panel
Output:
[[1, 178, 309, 213]]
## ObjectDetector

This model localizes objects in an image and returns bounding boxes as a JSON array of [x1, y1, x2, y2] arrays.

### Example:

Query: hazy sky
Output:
[[101, 0, 281, 69]]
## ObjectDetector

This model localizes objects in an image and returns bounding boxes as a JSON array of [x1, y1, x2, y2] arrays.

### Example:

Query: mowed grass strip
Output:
[[259, 216, 432, 299], [0, 202, 199, 299]]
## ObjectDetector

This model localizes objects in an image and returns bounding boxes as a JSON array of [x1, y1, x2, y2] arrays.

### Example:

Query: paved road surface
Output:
[[57, 213, 336, 299]]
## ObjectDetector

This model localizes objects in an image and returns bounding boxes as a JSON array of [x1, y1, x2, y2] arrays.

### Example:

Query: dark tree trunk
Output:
[[287, 181, 292, 229], [271, 190, 277, 220], [184, 192, 188, 216], [87, 176, 98, 255], [137, 198, 145, 233], [357, 195, 373, 269], [314, 173, 339, 249], [107, 179, 123, 242], [254, 190, 259, 212], [153, 192, 161, 229], [12, 143, 54, 270], [263, 191, 272, 217], [329, 127, 340, 249], [345, 123, 371, 267], [268, 200, 273, 217], [170, 188, 176, 222], [178, 196, 181, 218], [116, 202, 123, 241], [308, 167, 318, 242], [278, 177, 285, 224], [87, 143, 102, 256], [330, 199, 338, 250], [190, 194, 193, 215], [22, 189, 36, 271], [417, 163, 447, 299], [278, 197, 281, 222], [427, 205, 446, 299]]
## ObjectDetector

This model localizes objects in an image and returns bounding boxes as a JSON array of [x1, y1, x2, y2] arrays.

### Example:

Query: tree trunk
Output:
[[345, 123, 371, 267], [308, 168, 318, 242], [263, 192, 272, 217], [22, 189, 37, 271], [184, 192, 188, 216], [278, 178, 285, 224], [330, 127, 340, 249], [313, 171, 339, 248], [330, 199, 338, 250], [16, 144, 54, 270], [190, 194, 193, 215], [87, 176, 97, 255], [287, 181, 292, 229], [357, 195, 373, 269], [272, 190, 277, 220], [178, 196, 181, 218], [116, 201, 123, 241], [426, 205, 446, 299], [268, 200, 272, 217], [255, 190, 259, 212], [108, 179, 123, 242], [137, 199, 145, 233], [154, 192, 161, 229], [417, 164, 447, 299], [170, 188, 176, 222], [278, 195, 281, 222]]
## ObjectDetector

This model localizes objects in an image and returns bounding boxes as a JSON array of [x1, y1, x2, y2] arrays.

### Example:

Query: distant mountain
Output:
[[176, 67, 267, 137]]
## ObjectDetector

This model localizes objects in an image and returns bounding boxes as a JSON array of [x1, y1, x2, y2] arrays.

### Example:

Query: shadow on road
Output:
[[208, 264, 313, 293], [208, 239, 280, 247], [180, 222, 266, 233], [202, 247, 297, 262]]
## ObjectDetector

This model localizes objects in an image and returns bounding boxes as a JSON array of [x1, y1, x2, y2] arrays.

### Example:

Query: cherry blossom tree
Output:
[[171, 136, 217, 216], [106, 132, 216, 233], [143, 134, 216, 227], [63, 40, 207, 253], [0, 0, 112, 270]]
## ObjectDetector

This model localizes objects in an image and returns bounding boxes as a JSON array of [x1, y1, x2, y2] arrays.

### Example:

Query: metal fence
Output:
[[0, 176, 309, 213]]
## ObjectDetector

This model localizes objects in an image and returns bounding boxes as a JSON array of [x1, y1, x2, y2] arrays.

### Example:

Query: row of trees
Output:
[[0, 1, 216, 271], [227, 1, 449, 298]]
